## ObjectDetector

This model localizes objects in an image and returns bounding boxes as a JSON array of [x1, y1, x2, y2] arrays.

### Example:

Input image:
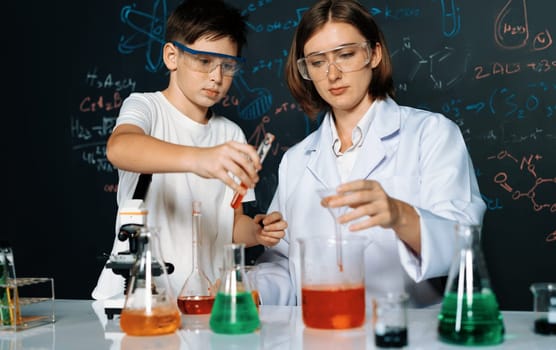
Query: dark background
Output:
[[9, 0, 554, 310]]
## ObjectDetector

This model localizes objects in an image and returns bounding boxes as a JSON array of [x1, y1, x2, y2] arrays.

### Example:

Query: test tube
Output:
[[230, 133, 275, 209]]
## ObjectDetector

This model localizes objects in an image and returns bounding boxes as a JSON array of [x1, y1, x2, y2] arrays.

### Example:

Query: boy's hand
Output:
[[193, 141, 261, 194], [254, 212, 287, 247]]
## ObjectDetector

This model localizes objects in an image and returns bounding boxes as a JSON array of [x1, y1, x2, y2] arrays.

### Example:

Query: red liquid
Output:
[[177, 295, 215, 315], [120, 306, 181, 336], [302, 284, 365, 329], [230, 183, 248, 209]]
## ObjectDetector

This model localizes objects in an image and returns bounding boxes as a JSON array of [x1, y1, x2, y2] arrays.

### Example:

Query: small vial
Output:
[[230, 133, 275, 209]]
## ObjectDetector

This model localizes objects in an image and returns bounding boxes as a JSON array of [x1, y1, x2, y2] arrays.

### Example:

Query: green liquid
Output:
[[209, 291, 260, 334], [438, 290, 505, 345], [1, 265, 10, 325]]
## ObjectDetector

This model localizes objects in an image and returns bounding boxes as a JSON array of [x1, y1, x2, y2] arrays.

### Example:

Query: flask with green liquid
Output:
[[209, 243, 259, 334], [437, 224, 505, 345]]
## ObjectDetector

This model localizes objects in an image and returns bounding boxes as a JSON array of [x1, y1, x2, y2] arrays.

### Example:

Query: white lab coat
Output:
[[255, 97, 486, 307]]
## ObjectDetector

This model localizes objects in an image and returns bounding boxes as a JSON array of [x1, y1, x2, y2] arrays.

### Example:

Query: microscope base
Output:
[[103, 297, 125, 320]]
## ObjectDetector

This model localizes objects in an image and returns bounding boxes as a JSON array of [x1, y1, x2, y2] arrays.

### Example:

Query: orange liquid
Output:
[[177, 295, 215, 314], [302, 284, 365, 329], [120, 306, 181, 336], [251, 290, 260, 311]]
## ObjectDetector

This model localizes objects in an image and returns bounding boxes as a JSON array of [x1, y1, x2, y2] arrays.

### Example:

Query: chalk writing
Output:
[[246, 7, 306, 33], [250, 49, 289, 77], [85, 67, 137, 91], [368, 5, 421, 21], [440, 0, 461, 37], [390, 37, 468, 91], [474, 59, 556, 80], [495, 0, 552, 51], [488, 150, 555, 213], [232, 75, 273, 120], [118, 1, 168, 72], [240, 0, 273, 17]]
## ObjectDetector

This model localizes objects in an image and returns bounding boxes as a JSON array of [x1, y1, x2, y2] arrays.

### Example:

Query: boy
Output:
[[92, 0, 286, 300]]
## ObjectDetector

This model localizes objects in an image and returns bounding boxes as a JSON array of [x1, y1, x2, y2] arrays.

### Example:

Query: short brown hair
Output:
[[165, 0, 247, 54]]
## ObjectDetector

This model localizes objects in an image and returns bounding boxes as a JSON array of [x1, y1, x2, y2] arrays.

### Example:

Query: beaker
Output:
[[209, 243, 260, 334], [177, 201, 215, 315], [530, 282, 556, 335], [373, 292, 409, 348], [297, 235, 369, 330], [437, 224, 505, 345], [120, 227, 181, 336]]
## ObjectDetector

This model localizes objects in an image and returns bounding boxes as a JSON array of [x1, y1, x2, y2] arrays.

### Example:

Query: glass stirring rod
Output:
[[230, 132, 275, 209]]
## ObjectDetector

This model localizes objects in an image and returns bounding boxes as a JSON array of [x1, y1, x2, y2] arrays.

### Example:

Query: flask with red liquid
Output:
[[177, 201, 215, 314], [119, 227, 181, 336]]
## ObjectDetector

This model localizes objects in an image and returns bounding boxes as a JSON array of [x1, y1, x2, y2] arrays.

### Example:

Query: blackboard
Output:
[[10, 0, 554, 310]]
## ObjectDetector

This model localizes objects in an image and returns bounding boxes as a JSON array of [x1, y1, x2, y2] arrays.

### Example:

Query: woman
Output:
[[255, 0, 486, 307]]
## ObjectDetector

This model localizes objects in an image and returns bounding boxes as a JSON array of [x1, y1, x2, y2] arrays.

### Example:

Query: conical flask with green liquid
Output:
[[437, 224, 505, 345]]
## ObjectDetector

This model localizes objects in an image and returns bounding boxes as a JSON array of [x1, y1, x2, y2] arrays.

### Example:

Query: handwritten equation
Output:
[[486, 149, 555, 242]]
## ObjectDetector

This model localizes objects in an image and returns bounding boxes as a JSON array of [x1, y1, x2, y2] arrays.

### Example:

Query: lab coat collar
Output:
[[305, 97, 401, 187]]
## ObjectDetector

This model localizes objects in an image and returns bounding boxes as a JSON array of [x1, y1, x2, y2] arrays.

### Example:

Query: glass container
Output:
[[177, 201, 215, 315], [298, 235, 369, 330], [530, 282, 556, 335], [209, 243, 259, 334], [437, 224, 505, 345], [120, 227, 181, 336]]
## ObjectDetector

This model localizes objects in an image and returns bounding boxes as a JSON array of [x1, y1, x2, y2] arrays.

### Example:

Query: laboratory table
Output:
[[0, 299, 553, 350]]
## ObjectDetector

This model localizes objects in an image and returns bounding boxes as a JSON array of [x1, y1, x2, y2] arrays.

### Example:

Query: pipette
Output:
[[317, 188, 345, 272], [230, 133, 275, 209]]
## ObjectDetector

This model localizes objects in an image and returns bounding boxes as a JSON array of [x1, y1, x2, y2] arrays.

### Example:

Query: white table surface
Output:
[[0, 299, 553, 350]]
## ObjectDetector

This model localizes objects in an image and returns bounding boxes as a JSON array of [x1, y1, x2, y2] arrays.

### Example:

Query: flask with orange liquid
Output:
[[177, 201, 215, 315], [119, 227, 181, 336]]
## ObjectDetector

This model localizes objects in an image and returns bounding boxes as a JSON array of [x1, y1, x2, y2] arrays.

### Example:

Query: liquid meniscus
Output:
[[437, 291, 505, 345], [302, 284, 365, 329], [177, 295, 215, 315]]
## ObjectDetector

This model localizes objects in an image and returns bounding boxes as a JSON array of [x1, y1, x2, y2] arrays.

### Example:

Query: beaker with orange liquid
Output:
[[297, 235, 370, 330]]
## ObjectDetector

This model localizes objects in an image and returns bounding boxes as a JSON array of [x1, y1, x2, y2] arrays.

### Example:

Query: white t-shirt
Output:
[[92, 91, 254, 300]]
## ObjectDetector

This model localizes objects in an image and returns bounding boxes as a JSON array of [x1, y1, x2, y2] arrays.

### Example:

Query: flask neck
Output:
[[222, 243, 246, 270], [192, 211, 202, 271]]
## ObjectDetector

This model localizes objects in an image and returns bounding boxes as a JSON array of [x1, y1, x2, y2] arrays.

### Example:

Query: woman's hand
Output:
[[321, 180, 401, 230], [321, 179, 420, 254]]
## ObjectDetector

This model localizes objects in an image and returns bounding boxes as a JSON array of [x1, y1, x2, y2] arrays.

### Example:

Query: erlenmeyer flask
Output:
[[120, 227, 181, 336], [437, 224, 505, 345], [209, 243, 260, 334], [178, 201, 215, 314]]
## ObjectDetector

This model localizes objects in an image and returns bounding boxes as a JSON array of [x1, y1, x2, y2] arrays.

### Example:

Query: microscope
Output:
[[102, 199, 174, 319]]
